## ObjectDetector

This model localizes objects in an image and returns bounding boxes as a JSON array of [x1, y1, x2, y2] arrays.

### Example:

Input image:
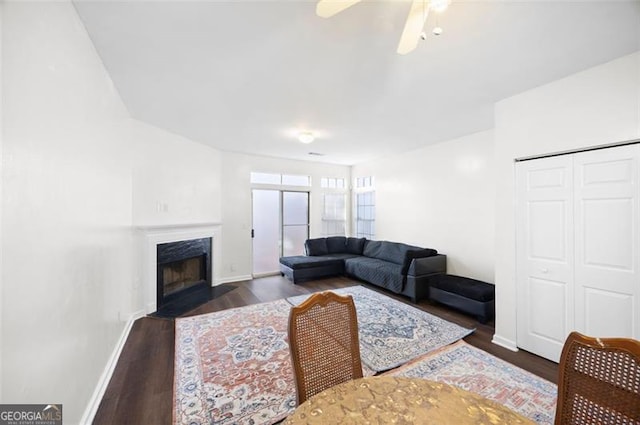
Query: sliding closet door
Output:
[[516, 155, 575, 362], [573, 145, 639, 339]]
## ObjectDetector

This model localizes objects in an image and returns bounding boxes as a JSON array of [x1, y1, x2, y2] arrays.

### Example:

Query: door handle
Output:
[[251, 229, 255, 238], [541, 268, 549, 274]]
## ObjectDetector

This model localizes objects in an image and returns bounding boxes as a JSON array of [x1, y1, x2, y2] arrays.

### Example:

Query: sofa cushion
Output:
[[346, 237, 366, 255], [279, 255, 343, 270], [326, 236, 347, 254], [318, 253, 361, 260], [362, 240, 388, 261], [401, 248, 438, 275], [363, 240, 424, 266], [305, 238, 328, 256], [344, 257, 404, 293]]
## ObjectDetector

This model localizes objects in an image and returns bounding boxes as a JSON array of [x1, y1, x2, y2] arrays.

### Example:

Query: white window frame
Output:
[[321, 192, 347, 237], [250, 172, 310, 187], [354, 176, 375, 239]]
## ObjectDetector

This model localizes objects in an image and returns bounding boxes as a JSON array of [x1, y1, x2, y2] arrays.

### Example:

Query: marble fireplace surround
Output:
[[138, 222, 222, 314]]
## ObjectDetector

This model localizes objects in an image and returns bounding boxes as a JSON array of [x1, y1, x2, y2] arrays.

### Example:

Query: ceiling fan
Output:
[[316, 0, 452, 55]]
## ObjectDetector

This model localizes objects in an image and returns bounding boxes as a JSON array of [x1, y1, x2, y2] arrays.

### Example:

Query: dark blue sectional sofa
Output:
[[279, 236, 446, 303]]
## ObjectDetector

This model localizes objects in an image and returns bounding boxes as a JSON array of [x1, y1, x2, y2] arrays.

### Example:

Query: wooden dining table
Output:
[[283, 376, 536, 425]]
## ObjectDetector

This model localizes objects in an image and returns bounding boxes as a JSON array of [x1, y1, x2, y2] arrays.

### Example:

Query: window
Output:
[[356, 176, 374, 189], [322, 193, 346, 237], [250, 172, 310, 187], [354, 176, 375, 239], [321, 177, 346, 189], [355, 191, 375, 239]]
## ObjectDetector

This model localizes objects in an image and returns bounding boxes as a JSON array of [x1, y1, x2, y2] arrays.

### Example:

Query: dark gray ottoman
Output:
[[429, 274, 495, 323], [279, 255, 344, 284]]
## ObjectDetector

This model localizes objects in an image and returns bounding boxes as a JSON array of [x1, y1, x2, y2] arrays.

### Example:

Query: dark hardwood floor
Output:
[[92, 275, 558, 425]]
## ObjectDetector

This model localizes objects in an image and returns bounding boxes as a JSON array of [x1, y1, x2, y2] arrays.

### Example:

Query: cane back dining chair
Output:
[[554, 331, 640, 425], [288, 291, 363, 405]]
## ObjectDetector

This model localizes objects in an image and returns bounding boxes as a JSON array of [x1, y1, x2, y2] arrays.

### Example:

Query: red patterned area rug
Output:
[[385, 340, 558, 424], [287, 286, 474, 372], [174, 299, 373, 425]]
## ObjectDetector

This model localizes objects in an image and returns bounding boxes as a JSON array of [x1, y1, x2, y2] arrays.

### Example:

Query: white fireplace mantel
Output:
[[137, 222, 222, 314]]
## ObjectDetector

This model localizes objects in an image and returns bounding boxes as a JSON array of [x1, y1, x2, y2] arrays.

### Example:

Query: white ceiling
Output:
[[73, 0, 640, 165]]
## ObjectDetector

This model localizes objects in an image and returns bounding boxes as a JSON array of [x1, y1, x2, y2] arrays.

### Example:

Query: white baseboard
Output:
[[491, 333, 519, 352], [215, 274, 253, 285], [80, 309, 145, 425]]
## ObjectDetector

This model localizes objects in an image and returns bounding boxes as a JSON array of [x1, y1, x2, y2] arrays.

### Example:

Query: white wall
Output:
[[132, 123, 222, 227], [132, 123, 222, 312], [493, 51, 640, 350], [2, 2, 133, 422], [220, 152, 350, 281], [352, 130, 496, 283], [1, 2, 224, 423]]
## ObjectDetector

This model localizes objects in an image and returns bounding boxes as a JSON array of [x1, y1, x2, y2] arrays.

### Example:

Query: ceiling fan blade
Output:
[[397, 0, 429, 55], [316, 0, 362, 18]]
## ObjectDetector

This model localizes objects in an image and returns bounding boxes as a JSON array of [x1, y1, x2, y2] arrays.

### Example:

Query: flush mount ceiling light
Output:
[[316, 0, 451, 55], [298, 131, 316, 144]]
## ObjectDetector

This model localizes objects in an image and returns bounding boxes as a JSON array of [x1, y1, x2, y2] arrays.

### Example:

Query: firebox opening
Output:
[[161, 255, 206, 298], [156, 237, 212, 313]]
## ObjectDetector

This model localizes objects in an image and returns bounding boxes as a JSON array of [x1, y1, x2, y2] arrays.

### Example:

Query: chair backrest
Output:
[[288, 291, 363, 405], [555, 331, 640, 425]]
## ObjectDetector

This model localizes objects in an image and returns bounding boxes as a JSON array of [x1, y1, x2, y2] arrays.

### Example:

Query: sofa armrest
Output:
[[406, 254, 446, 276]]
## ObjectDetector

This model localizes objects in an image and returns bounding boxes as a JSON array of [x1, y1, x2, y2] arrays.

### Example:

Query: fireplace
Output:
[[157, 237, 212, 311], [138, 222, 220, 315]]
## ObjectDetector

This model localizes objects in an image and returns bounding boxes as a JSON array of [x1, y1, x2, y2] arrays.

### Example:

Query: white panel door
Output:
[[516, 155, 574, 362], [573, 145, 639, 339]]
